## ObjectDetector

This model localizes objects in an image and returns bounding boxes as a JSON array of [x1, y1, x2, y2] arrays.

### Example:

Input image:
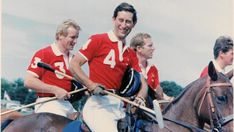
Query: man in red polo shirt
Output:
[[25, 19, 81, 118], [130, 33, 164, 101], [70, 3, 148, 132], [200, 36, 233, 78]]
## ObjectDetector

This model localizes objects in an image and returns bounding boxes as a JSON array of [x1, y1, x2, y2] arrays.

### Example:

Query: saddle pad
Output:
[[63, 120, 82, 132]]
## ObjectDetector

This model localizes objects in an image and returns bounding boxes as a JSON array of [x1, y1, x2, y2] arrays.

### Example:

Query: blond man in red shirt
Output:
[[25, 19, 81, 118]]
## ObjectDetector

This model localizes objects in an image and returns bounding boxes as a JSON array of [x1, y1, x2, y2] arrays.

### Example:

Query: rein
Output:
[[220, 114, 234, 126], [142, 111, 206, 132]]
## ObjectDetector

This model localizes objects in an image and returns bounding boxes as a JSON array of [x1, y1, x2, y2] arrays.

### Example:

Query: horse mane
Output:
[[162, 81, 195, 114], [162, 77, 207, 114], [162, 72, 231, 114]]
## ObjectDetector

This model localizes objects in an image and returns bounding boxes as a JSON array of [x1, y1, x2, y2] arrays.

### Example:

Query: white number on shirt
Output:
[[31, 57, 41, 68], [103, 49, 116, 68], [54, 62, 65, 79]]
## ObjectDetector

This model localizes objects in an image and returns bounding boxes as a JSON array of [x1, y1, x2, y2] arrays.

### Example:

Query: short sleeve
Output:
[[27, 49, 50, 78], [79, 35, 102, 61], [147, 65, 160, 89], [200, 66, 208, 78], [128, 48, 141, 72]]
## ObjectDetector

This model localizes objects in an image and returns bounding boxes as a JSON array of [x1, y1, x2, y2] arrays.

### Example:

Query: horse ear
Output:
[[208, 61, 218, 81]]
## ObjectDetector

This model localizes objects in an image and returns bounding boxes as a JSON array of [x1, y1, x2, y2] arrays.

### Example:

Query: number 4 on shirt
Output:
[[103, 49, 116, 68]]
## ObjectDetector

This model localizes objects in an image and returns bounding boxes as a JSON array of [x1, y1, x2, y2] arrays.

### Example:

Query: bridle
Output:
[[127, 78, 233, 132], [197, 80, 233, 132]]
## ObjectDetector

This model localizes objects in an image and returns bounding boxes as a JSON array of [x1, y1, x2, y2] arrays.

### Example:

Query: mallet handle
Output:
[[0, 87, 87, 116], [37, 62, 74, 80]]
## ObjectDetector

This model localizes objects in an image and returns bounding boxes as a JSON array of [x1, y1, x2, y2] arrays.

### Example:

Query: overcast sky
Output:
[[1, 0, 233, 87]]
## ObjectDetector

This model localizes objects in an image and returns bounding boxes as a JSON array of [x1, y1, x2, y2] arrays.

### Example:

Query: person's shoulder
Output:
[[34, 44, 52, 54], [149, 64, 158, 72], [86, 33, 108, 46], [88, 33, 109, 44], [90, 33, 108, 39], [123, 47, 137, 57], [200, 66, 208, 78], [125, 47, 135, 53], [151, 65, 158, 70]]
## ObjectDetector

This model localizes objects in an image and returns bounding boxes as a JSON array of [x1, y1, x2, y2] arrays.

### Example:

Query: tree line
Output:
[[1, 78, 183, 111]]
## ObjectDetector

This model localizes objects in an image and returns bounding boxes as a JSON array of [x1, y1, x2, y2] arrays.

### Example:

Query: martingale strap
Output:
[[142, 111, 206, 132], [163, 117, 207, 132]]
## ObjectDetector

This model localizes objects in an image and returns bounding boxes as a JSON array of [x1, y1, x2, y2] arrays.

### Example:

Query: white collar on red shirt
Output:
[[108, 30, 121, 42], [107, 30, 128, 60], [51, 43, 64, 56], [51, 43, 73, 67], [51, 43, 73, 56], [212, 59, 225, 74], [140, 62, 153, 79], [107, 31, 127, 46]]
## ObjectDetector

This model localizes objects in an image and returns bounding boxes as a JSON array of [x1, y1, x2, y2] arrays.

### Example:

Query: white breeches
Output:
[[83, 95, 125, 132], [34, 97, 77, 117]]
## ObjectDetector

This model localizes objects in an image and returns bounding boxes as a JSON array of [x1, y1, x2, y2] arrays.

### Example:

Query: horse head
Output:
[[194, 61, 233, 131], [120, 61, 232, 132]]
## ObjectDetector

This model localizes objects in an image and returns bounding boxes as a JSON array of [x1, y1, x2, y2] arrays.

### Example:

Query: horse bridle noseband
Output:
[[197, 81, 233, 132]]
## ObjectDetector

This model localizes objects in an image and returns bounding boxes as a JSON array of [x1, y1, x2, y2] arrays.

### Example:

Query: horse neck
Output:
[[163, 80, 206, 127]]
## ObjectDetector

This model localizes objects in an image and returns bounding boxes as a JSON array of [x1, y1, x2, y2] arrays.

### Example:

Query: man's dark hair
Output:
[[213, 36, 233, 59], [113, 2, 137, 24]]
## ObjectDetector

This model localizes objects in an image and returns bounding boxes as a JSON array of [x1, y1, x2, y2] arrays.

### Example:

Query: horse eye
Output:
[[216, 96, 227, 104]]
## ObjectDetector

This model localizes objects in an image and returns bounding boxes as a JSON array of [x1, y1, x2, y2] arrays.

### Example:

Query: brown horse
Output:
[[2, 112, 75, 132], [131, 61, 233, 132], [3, 62, 233, 132]]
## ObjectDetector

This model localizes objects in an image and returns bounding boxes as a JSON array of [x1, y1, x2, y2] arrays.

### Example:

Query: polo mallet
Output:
[[0, 87, 87, 116], [37, 62, 74, 80], [38, 62, 164, 125], [153, 99, 164, 128]]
